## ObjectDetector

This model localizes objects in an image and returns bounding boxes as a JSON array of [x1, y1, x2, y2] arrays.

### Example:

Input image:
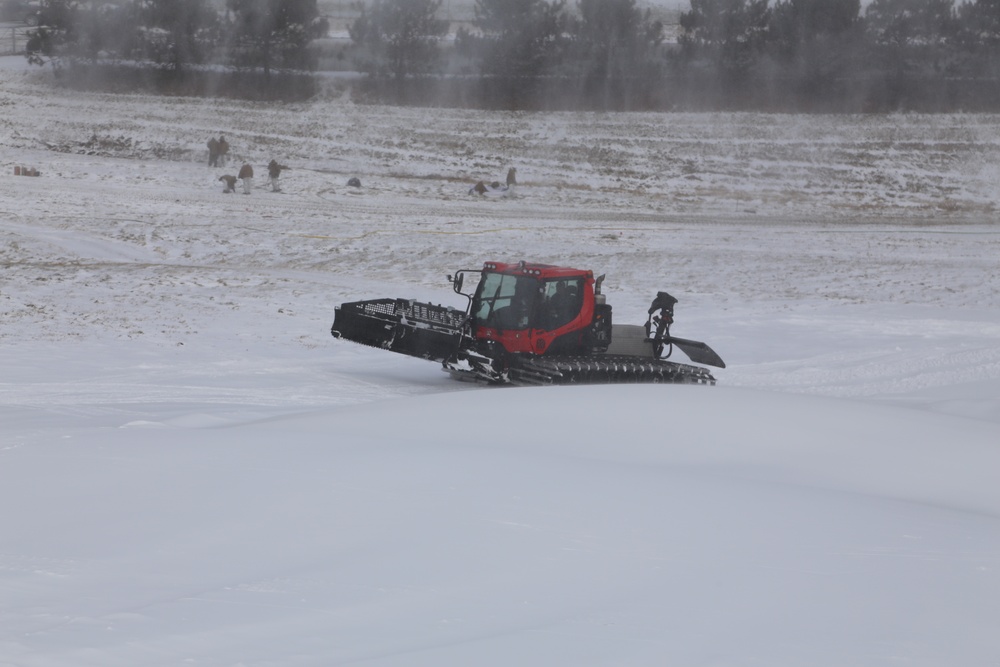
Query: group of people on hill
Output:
[[220, 160, 287, 195], [211, 133, 518, 198], [211, 134, 288, 195], [469, 167, 517, 196]]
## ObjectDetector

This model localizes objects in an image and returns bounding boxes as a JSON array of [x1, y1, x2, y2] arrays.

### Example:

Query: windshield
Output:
[[473, 272, 540, 330]]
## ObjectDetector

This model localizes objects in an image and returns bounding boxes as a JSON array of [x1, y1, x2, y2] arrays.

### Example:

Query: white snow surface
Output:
[[2, 58, 1000, 666]]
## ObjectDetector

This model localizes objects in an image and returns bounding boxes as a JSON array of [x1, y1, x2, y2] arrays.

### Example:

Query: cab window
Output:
[[541, 278, 583, 329]]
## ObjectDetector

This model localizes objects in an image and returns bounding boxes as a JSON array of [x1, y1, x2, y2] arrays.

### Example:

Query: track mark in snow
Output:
[[0, 553, 81, 578], [732, 344, 1000, 399]]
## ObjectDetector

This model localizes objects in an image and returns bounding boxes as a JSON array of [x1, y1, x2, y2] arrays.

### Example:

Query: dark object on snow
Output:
[[469, 179, 513, 197], [347, 176, 362, 187], [208, 135, 228, 167], [217, 135, 229, 166], [267, 159, 288, 192], [507, 167, 517, 186], [267, 159, 288, 179], [207, 137, 219, 167], [238, 163, 254, 194], [219, 174, 237, 193], [331, 260, 725, 386]]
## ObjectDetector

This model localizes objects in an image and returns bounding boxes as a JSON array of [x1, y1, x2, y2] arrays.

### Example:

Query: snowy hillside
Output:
[[2, 57, 1000, 666]]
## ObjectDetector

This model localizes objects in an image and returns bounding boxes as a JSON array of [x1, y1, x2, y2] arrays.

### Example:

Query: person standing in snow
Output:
[[238, 163, 254, 194], [217, 135, 229, 166], [267, 159, 288, 192], [207, 137, 220, 167]]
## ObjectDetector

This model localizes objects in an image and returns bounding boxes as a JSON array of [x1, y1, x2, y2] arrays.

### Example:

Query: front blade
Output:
[[667, 336, 726, 368]]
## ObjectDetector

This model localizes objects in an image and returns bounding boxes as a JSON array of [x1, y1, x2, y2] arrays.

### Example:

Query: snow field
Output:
[[2, 57, 1000, 666]]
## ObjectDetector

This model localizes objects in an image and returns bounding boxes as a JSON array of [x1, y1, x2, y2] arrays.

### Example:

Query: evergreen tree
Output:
[[348, 0, 449, 79], [958, 0, 1000, 46], [865, 0, 957, 74], [26, 0, 133, 65], [566, 0, 664, 108], [768, 0, 862, 94], [470, 0, 567, 80], [135, 0, 220, 70], [679, 0, 771, 80], [955, 0, 1000, 75], [226, 0, 329, 76]]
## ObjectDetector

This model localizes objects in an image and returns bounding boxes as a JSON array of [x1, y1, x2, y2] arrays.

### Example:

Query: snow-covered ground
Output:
[[2, 57, 1000, 666]]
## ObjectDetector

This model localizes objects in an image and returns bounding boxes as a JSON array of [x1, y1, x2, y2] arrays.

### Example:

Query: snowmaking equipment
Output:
[[331, 260, 725, 385]]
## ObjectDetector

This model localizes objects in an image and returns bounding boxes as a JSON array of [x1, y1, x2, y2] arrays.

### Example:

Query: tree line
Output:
[[25, 0, 329, 98], [24, 0, 1000, 110]]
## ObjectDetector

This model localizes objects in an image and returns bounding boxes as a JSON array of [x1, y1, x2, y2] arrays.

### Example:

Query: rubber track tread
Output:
[[507, 355, 716, 386]]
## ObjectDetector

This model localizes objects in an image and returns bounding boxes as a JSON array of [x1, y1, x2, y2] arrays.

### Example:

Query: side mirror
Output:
[[449, 273, 464, 293]]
